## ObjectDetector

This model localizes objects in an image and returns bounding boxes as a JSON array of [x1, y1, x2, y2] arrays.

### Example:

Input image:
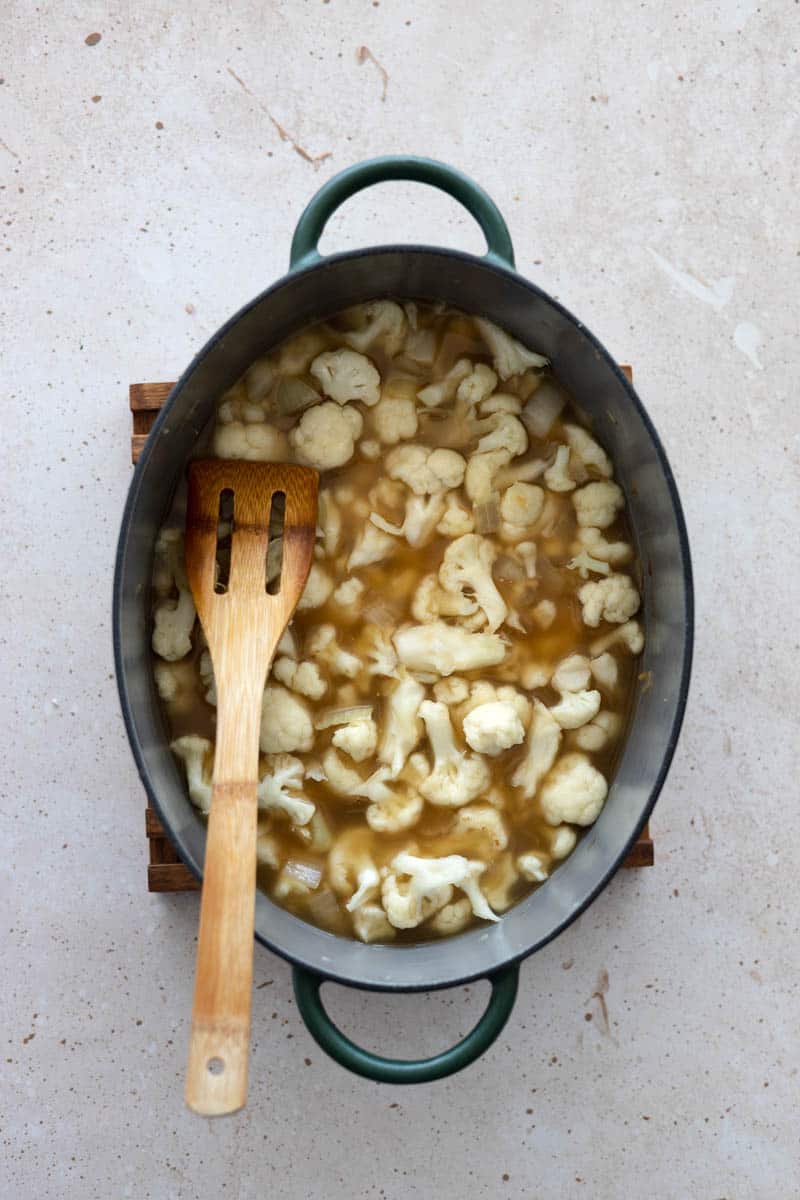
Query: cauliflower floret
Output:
[[347, 520, 398, 570], [360, 438, 381, 460], [328, 828, 381, 912], [332, 718, 379, 763], [520, 661, 551, 690], [475, 318, 549, 380], [572, 710, 623, 752], [317, 490, 342, 558], [590, 652, 619, 693], [455, 362, 497, 407], [382, 852, 498, 929], [436, 494, 475, 538], [562, 424, 612, 478], [550, 825, 578, 859], [464, 448, 512, 504], [511, 700, 562, 801], [433, 676, 470, 705], [572, 481, 625, 529], [412, 568, 482, 628], [517, 851, 550, 883], [152, 529, 196, 662], [544, 444, 576, 493], [289, 401, 364, 470], [576, 525, 633, 565], [476, 411, 528, 460], [462, 700, 526, 757], [257, 754, 315, 825], [386, 444, 467, 495], [297, 562, 334, 611], [364, 626, 399, 678], [438, 533, 508, 633], [458, 681, 531, 726], [500, 482, 545, 528], [154, 659, 199, 714], [197, 649, 217, 706], [306, 624, 361, 678], [342, 300, 407, 357], [532, 599, 556, 630], [579, 573, 641, 627], [213, 421, 289, 462], [418, 700, 491, 807], [256, 827, 281, 869], [379, 672, 426, 776], [371, 377, 419, 445], [353, 766, 423, 833], [590, 620, 645, 656], [479, 392, 522, 416], [310, 348, 381, 406], [567, 549, 612, 580], [332, 577, 365, 608], [417, 358, 472, 408], [371, 494, 447, 549], [450, 805, 509, 853], [393, 622, 507, 676], [351, 902, 395, 942], [551, 654, 591, 694], [428, 897, 473, 936], [217, 377, 269, 424], [171, 735, 213, 814], [260, 684, 314, 754], [540, 753, 608, 826], [549, 689, 602, 730], [321, 747, 363, 794], [271, 655, 327, 700]]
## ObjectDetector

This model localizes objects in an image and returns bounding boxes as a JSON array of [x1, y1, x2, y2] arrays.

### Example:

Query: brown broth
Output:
[[154, 301, 643, 943]]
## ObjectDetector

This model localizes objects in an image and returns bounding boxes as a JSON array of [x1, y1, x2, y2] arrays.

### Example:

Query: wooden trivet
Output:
[[132, 368, 654, 893]]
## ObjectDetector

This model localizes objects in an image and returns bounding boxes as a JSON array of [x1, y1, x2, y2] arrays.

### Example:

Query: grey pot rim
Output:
[[113, 242, 694, 993]]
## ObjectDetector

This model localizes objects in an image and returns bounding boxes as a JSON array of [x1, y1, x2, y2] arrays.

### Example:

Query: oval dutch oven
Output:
[[114, 156, 693, 1084]]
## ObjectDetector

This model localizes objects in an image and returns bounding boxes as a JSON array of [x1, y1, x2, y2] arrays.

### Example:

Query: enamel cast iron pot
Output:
[[114, 156, 693, 1084]]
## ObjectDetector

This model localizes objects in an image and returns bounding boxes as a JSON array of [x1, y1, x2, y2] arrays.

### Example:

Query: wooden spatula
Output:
[[182, 459, 319, 1116]]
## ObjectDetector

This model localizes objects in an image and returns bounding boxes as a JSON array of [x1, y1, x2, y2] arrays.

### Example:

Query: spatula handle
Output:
[[185, 781, 258, 1115]]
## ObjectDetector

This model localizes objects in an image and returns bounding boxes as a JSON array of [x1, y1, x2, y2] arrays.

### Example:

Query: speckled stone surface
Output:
[[3, 3, 798, 1196]]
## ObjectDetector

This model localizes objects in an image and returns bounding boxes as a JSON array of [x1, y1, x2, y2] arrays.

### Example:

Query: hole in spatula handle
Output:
[[266, 491, 286, 595], [206, 1056, 225, 1076], [214, 488, 234, 594]]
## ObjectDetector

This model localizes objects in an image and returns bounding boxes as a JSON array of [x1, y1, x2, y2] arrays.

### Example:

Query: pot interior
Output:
[[115, 247, 692, 990]]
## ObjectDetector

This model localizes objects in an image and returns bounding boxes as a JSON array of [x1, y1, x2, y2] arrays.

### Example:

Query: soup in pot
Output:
[[151, 301, 644, 943]]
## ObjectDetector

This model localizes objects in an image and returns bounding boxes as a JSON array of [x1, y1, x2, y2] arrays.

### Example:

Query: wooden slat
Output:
[[134, 362, 654, 893], [148, 862, 201, 893], [130, 381, 174, 411]]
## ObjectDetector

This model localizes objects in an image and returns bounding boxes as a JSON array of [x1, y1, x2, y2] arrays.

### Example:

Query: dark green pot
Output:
[[114, 156, 693, 1084]]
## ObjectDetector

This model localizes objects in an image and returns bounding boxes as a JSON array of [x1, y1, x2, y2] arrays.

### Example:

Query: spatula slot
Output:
[[214, 488, 235, 594], [266, 491, 286, 595]]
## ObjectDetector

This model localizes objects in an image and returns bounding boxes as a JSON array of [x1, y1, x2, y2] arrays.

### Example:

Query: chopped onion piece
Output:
[[494, 554, 525, 582], [474, 500, 500, 534], [284, 860, 322, 890], [275, 377, 320, 415], [315, 705, 374, 730], [308, 888, 342, 928]]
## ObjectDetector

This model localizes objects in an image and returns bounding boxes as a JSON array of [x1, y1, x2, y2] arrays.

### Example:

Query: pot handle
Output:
[[291, 962, 519, 1084], [289, 155, 515, 272]]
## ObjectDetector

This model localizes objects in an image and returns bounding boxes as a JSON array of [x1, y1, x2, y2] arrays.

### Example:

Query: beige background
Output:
[[3, 1, 798, 1196]]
